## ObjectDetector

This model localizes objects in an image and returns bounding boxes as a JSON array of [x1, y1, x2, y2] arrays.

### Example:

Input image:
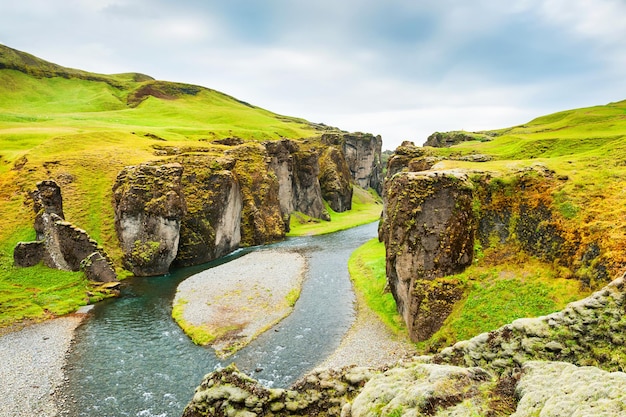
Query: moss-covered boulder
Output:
[[112, 163, 186, 276], [379, 171, 475, 342]]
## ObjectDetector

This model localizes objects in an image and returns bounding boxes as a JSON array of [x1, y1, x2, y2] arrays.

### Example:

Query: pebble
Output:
[[0, 316, 85, 417]]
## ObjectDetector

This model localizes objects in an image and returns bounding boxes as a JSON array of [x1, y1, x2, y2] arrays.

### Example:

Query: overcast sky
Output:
[[1, 0, 625, 150]]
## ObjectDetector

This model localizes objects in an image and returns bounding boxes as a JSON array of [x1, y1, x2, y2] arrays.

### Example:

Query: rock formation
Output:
[[379, 171, 475, 341], [322, 132, 383, 195], [112, 163, 186, 276], [173, 155, 242, 267], [265, 139, 329, 223], [319, 146, 353, 212], [424, 131, 491, 148], [14, 180, 117, 282]]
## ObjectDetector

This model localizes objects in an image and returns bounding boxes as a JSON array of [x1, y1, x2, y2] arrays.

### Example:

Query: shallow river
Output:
[[63, 222, 378, 417]]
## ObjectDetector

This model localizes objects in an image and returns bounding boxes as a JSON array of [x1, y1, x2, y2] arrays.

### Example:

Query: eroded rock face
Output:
[[173, 156, 242, 267], [112, 163, 186, 276], [322, 132, 383, 195], [379, 171, 475, 342], [14, 180, 117, 282], [265, 139, 329, 222], [319, 147, 353, 212]]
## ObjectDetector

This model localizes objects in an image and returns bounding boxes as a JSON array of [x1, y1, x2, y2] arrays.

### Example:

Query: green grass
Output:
[[348, 238, 406, 334], [416, 251, 590, 352], [287, 186, 383, 236], [171, 299, 215, 345]]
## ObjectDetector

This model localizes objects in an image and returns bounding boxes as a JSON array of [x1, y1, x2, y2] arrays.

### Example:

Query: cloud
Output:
[[1, 0, 625, 150]]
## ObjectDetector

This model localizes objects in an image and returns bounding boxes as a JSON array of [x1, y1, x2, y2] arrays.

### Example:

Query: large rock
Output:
[[226, 143, 286, 246], [173, 156, 242, 267], [322, 132, 383, 195], [31, 179, 64, 240], [319, 146, 353, 212], [265, 139, 329, 222], [112, 163, 186, 276], [379, 171, 475, 342], [14, 180, 117, 282]]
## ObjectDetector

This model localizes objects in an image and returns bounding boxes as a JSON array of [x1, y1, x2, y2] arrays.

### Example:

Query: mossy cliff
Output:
[[378, 171, 475, 342], [379, 138, 623, 341], [108, 133, 382, 275]]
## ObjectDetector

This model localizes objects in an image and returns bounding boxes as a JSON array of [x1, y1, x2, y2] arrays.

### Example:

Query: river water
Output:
[[63, 222, 378, 417]]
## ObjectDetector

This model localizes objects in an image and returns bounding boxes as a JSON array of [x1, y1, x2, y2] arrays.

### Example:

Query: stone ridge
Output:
[[13, 180, 117, 282]]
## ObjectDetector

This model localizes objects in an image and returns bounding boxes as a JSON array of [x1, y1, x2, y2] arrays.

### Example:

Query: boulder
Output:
[[112, 163, 186, 276], [379, 171, 475, 342], [31, 179, 64, 240]]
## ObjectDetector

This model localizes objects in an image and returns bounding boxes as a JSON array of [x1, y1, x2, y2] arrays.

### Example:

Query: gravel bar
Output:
[[0, 308, 90, 417], [174, 250, 306, 357]]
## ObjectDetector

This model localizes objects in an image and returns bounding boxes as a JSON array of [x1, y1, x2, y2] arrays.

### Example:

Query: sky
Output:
[[1, 0, 625, 150]]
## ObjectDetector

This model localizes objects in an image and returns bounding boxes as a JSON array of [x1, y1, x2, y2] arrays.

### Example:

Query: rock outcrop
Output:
[[182, 364, 374, 417], [14, 180, 117, 282], [227, 143, 286, 246], [379, 171, 475, 342], [112, 163, 186, 276], [173, 155, 242, 267], [319, 147, 353, 212], [322, 132, 383, 195], [424, 131, 491, 148], [265, 139, 329, 223]]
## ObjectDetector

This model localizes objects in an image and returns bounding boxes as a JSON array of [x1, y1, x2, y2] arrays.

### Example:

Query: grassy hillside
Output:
[[0, 44, 336, 327]]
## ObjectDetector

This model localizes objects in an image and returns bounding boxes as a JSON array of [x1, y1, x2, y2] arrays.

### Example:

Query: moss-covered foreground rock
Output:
[[184, 273, 626, 416]]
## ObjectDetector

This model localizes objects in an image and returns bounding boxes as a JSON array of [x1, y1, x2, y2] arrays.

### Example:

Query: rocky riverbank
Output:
[[0, 307, 91, 417]]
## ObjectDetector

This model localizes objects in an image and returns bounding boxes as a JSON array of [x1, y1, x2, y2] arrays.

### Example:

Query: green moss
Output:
[[172, 299, 215, 345]]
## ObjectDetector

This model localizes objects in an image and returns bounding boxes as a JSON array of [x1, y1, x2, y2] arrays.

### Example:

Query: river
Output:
[[62, 222, 378, 417]]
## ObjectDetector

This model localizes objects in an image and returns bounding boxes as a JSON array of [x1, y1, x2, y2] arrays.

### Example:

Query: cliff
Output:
[[322, 132, 383, 195]]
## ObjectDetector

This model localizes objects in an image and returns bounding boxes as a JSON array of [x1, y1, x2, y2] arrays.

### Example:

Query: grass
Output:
[[171, 299, 215, 345], [416, 247, 590, 352], [287, 186, 383, 236], [348, 238, 406, 334]]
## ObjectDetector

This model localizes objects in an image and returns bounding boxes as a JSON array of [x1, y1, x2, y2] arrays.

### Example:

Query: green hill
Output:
[[0, 44, 339, 328]]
